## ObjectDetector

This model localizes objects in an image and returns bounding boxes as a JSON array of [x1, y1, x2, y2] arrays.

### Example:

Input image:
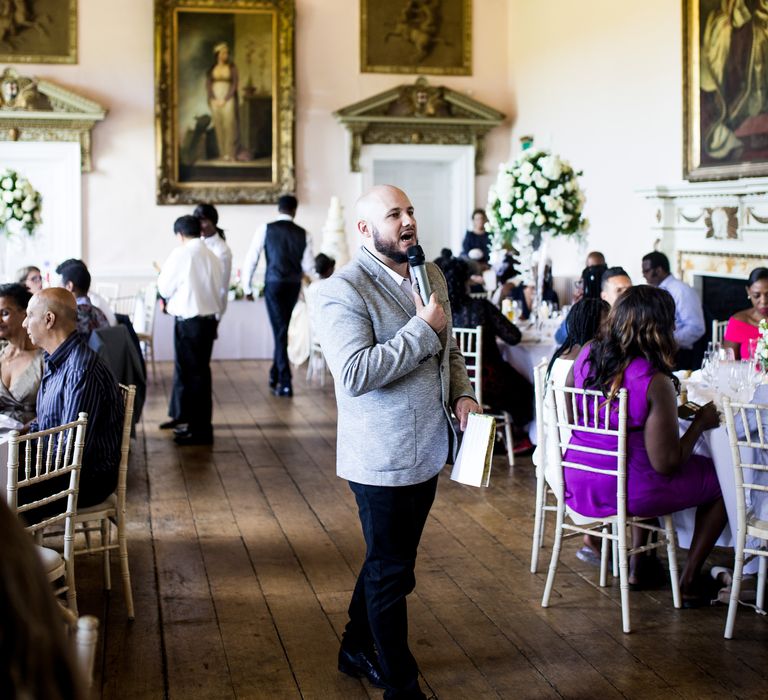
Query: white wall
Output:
[[15, 0, 512, 287], [508, 0, 682, 283]]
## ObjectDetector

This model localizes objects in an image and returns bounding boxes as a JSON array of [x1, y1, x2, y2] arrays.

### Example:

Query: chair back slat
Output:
[[723, 397, 768, 499], [452, 326, 483, 406], [117, 385, 137, 514]]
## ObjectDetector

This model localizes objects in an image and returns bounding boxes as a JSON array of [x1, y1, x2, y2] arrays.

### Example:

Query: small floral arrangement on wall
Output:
[[486, 147, 587, 283], [0, 168, 43, 237]]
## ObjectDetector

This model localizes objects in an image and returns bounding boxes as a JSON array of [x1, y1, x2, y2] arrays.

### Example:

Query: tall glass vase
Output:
[[533, 231, 552, 330]]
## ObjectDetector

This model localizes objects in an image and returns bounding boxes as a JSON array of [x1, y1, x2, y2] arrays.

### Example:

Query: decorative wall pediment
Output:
[[0, 68, 106, 171], [334, 77, 504, 174]]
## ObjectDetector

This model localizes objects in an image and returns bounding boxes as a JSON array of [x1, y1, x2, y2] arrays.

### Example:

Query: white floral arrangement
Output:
[[486, 148, 587, 283], [0, 168, 42, 237], [756, 318, 768, 371]]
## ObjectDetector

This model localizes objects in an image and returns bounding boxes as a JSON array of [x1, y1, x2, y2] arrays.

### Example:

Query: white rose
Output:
[[516, 199, 524, 208], [522, 211, 535, 225], [2, 191, 13, 204], [22, 212, 31, 222], [21, 196, 34, 212], [535, 214, 545, 226], [539, 155, 563, 181], [1, 178, 12, 190], [520, 160, 535, 176], [13, 188, 22, 201], [511, 213, 524, 229], [533, 172, 549, 190], [499, 201, 513, 219], [523, 187, 538, 203], [518, 172, 532, 186]]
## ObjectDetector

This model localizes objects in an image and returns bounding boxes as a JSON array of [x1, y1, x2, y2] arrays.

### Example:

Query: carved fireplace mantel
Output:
[[333, 76, 505, 174], [0, 67, 106, 171], [638, 179, 768, 283]]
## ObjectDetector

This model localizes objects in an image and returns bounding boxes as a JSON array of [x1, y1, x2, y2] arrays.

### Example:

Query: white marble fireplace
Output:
[[640, 179, 768, 318]]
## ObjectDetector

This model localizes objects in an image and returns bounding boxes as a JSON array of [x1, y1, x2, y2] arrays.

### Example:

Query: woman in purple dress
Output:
[[563, 285, 726, 605]]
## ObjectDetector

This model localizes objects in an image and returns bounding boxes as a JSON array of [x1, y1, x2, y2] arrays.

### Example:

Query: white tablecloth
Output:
[[153, 298, 274, 361], [497, 328, 559, 384]]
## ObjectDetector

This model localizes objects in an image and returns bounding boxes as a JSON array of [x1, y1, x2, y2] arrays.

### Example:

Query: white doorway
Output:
[[359, 144, 474, 261]]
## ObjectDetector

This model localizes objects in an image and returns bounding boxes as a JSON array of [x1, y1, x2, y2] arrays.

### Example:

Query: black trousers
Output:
[[343, 475, 438, 696], [169, 315, 217, 436], [264, 281, 301, 386]]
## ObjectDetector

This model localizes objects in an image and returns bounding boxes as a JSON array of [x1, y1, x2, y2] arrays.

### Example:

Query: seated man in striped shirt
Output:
[[22, 288, 124, 510]]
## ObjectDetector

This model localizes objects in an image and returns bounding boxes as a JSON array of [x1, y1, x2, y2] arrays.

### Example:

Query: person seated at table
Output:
[[723, 267, 768, 360], [22, 288, 124, 514], [16, 265, 43, 294], [564, 286, 727, 604], [461, 208, 491, 264], [443, 257, 534, 445], [554, 263, 608, 344], [55, 259, 111, 336], [0, 499, 84, 699], [585, 250, 606, 267], [505, 261, 560, 321], [600, 266, 633, 307], [0, 283, 43, 427]]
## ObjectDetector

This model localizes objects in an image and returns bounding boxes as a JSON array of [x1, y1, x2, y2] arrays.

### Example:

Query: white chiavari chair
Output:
[[6, 413, 88, 616], [134, 283, 158, 381], [540, 384, 681, 633], [453, 326, 515, 467], [531, 358, 557, 572], [712, 319, 728, 347], [70, 384, 137, 619], [722, 397, 768, 638]]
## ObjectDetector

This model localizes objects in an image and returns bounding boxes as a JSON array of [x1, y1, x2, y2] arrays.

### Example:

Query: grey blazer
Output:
[[316, 247, 475, 486]]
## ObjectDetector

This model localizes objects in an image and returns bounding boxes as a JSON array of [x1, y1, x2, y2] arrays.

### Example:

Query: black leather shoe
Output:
[[172, 424, 190, 436], [272, 384, 293, 397], [174, 432, 213, 446], [338, 647, 385, 689], [269, 377, 277, 389], [159, 419, 183, 430]]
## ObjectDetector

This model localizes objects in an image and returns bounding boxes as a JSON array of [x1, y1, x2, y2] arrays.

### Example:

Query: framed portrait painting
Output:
[[361, 0, 471, 75], [155, 0, 295, 204], [684, 0, 768, 180], [0, 0, 77, 64]]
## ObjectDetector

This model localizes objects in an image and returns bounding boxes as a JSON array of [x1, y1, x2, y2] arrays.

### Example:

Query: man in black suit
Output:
[[242, 194, 314, 397]]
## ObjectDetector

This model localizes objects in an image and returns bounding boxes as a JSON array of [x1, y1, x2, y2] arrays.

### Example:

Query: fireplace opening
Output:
[[693, 274, 750, 322]]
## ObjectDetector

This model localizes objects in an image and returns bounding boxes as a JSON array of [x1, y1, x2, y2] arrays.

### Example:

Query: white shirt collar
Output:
[[362, 246, 415, 287]]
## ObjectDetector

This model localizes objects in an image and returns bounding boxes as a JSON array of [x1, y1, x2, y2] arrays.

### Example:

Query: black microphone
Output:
[[406, 244, 432, 306]]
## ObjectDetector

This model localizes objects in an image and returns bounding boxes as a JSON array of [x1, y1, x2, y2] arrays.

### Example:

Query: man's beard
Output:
[[371, 224, 415, 264]]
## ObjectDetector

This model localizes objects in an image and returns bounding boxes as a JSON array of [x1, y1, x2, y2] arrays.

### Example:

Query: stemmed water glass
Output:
[[701, 351, 718, 387]]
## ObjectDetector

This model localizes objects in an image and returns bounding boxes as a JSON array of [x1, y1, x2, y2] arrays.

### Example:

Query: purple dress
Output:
[[563, 348, 721, 518]]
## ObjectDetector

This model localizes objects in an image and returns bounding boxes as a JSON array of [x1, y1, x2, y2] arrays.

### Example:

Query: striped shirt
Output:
[[31, 331, 124, 492]]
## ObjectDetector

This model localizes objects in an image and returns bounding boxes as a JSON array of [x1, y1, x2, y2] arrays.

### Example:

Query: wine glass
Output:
[[701, 353, 717, 387], [717, 347, 735, 363]]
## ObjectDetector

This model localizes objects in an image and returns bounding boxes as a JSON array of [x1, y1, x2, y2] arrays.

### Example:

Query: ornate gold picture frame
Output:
[[155, 0, 295, 204], [361, 0, 471, 76], [684, 0, 768, 181], [0, 0, 77, 64]]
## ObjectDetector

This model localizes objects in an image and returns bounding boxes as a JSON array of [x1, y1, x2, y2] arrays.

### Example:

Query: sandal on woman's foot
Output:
[[575, 546, 602, 567]]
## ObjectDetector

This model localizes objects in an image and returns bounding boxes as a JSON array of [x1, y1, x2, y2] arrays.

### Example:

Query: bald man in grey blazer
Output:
[[316, 185, 479, 699]]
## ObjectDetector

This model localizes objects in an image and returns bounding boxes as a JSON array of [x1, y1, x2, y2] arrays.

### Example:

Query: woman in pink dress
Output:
[[563, 286, 726, 605], [723, 267, 768, 359]]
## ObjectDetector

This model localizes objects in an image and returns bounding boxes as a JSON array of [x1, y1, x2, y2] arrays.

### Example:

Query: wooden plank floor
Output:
[[73, 360, 768, 699]]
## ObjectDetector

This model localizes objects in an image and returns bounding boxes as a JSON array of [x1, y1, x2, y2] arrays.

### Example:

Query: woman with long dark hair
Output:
[[443, 256, 533, 431], [564, 285, 726, 604]]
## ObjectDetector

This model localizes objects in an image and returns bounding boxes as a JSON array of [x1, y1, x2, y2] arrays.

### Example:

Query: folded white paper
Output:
[[450, 412, 496, 487]]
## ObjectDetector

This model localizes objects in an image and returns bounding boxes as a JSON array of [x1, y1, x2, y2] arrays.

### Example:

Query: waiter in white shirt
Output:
[[242, 194, 314, 397], [157, 215, 223, 445], [195, 203, 232, 316]]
